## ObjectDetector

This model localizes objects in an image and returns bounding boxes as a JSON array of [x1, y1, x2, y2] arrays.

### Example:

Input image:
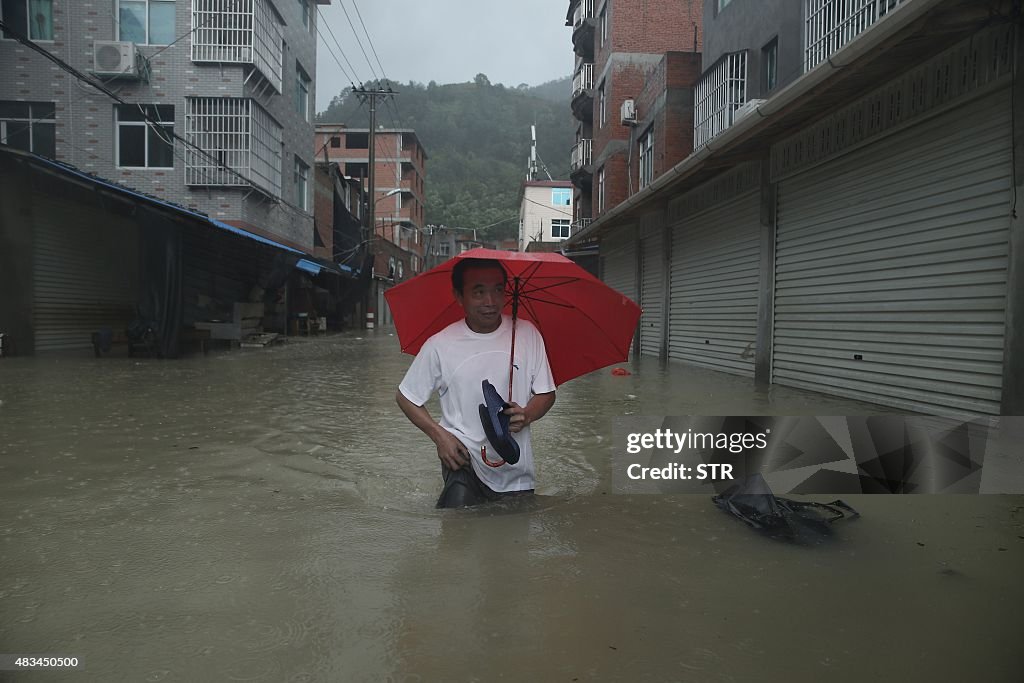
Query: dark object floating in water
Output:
[[713, 473, 859, 539]]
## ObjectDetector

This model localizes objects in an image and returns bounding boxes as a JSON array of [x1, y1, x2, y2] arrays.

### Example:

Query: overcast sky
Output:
[[314, 1, 575, 112]]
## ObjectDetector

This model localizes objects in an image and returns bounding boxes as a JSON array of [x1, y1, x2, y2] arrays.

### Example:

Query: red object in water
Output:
[[611, 367, 632, 376], [385, 248, 642, 388]]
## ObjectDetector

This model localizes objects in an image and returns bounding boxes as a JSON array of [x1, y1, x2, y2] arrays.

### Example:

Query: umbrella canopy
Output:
[[384, 248, 642, 387]]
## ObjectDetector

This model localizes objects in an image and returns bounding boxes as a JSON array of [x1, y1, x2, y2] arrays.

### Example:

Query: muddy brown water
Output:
[[1, 332, 1022, 682]]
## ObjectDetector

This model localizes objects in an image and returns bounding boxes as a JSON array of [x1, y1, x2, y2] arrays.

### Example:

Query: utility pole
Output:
[[352, 83, 398, 247]]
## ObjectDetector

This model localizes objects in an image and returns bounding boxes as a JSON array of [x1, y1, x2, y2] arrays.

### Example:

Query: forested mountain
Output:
[[317, 75, 574, 240]]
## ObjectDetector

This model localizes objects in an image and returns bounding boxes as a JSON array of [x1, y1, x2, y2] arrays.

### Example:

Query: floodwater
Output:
[[1, 332, 1021, 682]]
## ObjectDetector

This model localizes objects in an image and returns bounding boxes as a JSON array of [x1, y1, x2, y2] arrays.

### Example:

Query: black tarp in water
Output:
[[713, 473, 859, 539]]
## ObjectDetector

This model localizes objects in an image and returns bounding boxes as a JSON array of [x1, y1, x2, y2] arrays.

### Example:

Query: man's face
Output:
[[455, 266, 506, 333]]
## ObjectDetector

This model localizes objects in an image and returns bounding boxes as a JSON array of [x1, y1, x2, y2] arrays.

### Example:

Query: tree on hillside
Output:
[[318, 76, 573, 240]]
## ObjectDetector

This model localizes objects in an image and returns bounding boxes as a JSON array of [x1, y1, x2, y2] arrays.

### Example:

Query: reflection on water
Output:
[[1, 332, 1022, 681]]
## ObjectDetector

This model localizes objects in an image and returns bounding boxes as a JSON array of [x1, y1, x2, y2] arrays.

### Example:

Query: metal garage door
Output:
[[32, 199, 139, 352], [600, 231, 637, 303], [639, 229, 664, 357], [668, 191, 761, 376], [773, 91, 1011, 415]]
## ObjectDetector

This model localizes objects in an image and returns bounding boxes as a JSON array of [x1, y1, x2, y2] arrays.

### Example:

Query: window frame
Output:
[[295, 62, 311, 121], [597, 166, 606, 212], [551, 218, 570, 239], [115, 103, 175, 170], [762, 37, 779, 93], [116, 0, 175, 46], [599, 6, 607, 47], [638, 126, 654, 190], [0, 0, 54, 41], [294, 156, 309, 211], [0, 100, 56, 157], [551, 187, 572, 207], [298, 0, 309, 30], [598, 82, 606, 127]]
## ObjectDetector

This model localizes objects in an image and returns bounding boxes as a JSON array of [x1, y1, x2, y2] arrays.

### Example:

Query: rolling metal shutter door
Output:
[[600, 233, 637, 303], [668, 191, 760, 376], [33, 200, 138, 352], [639, 232, 664, 357], [773, 91, 1011, 415]]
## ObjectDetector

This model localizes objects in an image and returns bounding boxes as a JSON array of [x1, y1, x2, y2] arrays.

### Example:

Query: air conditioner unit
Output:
[[733, 98, 767, 124], [620, 99, 636, 125], [93, 41, 139, 78]]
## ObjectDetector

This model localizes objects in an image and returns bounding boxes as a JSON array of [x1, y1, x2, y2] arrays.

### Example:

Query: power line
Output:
[[317, 5, 363, 85], [148, 0, 244, 61], [0, 19, 285, 205], [315, 16, 356, 87], [351, 0, 388, 83], [337, 0, 379, 82]]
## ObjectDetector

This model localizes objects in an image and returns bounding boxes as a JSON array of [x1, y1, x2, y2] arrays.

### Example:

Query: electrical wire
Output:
[[351, 0, 388, 82], [0, 19, 314, 220], [336, 0, 380, 82], [316, 5, 363, 85]]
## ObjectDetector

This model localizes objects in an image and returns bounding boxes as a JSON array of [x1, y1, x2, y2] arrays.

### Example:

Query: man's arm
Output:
[[505, 391, 556, 433], [395, 390, 470, 470]]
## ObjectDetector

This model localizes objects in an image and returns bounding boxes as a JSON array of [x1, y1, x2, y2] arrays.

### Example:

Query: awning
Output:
[[295, 258, 322, 275], [8, 148, 322, 265]]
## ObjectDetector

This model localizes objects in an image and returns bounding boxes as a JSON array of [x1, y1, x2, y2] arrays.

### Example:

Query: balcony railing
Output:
[[693, 51, 748, 149], [573, 0, 594, 30], [571, 139, 592, 172], [571, 218, 593, 237], [805, 0, 905, 71], [192, 0, 284, 93], [185, 97, 283, 197], [572, 63, 594, 99]]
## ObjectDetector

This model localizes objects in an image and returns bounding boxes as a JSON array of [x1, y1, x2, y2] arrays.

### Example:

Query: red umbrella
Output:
[[384, 248, 642, 390]]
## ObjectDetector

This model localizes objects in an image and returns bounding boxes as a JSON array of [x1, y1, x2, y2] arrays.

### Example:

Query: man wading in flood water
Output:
[[395, 258, 557, 508]]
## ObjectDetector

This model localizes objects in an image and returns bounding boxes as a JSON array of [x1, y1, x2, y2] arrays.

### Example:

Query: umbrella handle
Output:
[[508, 277, 519, 401]]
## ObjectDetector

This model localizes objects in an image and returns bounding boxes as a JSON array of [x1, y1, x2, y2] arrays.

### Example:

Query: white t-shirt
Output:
[[399, 315, 556, 492]]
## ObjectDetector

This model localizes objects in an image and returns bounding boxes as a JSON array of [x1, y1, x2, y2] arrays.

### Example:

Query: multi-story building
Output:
[[565, 0, 702, 234], [567, 0, 1022, 416], [0, 0, 336, 354], [0, 0, 326, 249], [693, 0, 804, 148], [314, 124, 428, 276], [518, 180, 574, 251]]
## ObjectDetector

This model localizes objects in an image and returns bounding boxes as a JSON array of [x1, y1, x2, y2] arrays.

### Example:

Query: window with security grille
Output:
[[185, 97, 282, 197], [1, 0, 53, 40], [0, 101, 55, 157], [117, 0, 174, 45], [116, 104, 174, 168], [551, 219, 570, 239], [192, 0, 283, 93]]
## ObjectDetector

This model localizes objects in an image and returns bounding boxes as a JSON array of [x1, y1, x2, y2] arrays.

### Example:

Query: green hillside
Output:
[[317, 75, 574, 240]]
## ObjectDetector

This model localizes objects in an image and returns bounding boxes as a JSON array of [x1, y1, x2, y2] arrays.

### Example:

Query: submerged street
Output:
[[1, 333, 1022, 682]]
